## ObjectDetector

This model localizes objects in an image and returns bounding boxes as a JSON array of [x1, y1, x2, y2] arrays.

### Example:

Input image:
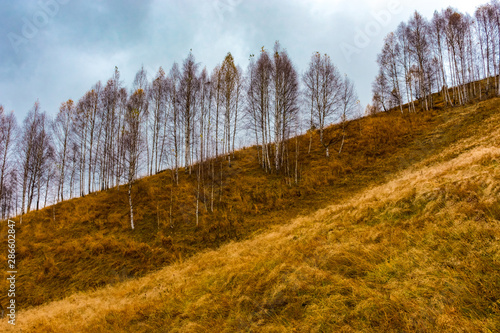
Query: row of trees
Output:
[[0, 42, 359, 227], [372, 0, 500, 112]]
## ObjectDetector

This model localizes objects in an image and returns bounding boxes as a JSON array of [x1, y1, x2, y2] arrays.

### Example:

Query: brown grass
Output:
[[1, 98, 500, 332], [0, 94, 461, 310]]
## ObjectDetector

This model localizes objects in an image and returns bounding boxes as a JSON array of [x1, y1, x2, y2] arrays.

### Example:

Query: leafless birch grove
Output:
[[4, 0, 499, 228]]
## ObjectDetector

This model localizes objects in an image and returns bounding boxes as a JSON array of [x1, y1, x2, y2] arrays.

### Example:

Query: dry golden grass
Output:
[[3, 100, 500, 332], [1, 92, 460, 311]]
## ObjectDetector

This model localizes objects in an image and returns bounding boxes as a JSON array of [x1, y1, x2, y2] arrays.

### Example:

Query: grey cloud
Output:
[[0, 0, 488, 119]]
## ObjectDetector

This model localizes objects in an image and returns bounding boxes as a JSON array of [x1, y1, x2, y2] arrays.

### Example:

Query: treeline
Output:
[[0, 42, 359, 226], [371, 0, 500, 113]]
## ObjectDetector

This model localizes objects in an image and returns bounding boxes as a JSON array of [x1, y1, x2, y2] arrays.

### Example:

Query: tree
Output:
[[372, 70, 390, 112], [133, 66, 150, 177], [19, 102, 52, 222], [396, 22, 417, 113], [272, 42, 300, 172], [338, 75, 359, 155], [439, 8, 476, 105], [408, 11, 432, 110], [99, 67, 122, 190], [150, 66, 167, 174], [114, 87, 128, 190], [79, 82, 103, 194], [124, 89, 147, 230], [53, 99, 74, 201], [431, 10, 453, 106], [211, 64, 223, 159], [0, 106, 17, 218], [168, 63, 181, 184], [180, 52, 199, 174], [378, 33, 404, 113], [247, 48, 273, 170], [220, 52, 239, 167], [492, 0, 500, 95], [303, 52, 343, 157], [245, 54, 261, 162]]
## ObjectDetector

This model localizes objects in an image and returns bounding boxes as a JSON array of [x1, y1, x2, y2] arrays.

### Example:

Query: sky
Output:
[[0, 0, 489, 121]]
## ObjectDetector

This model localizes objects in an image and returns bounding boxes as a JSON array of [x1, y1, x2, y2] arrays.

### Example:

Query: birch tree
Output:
[[247, 48, 273, 170], [124, 89, 147, 230], [272, 42, 300, 172], [168, 63, 181, 184], [220, 52, 239, 166], [180, 52, 199, 173], [53, 99, 74, 201], [303, 52, 342, 157], [150, 67, 167, 174], [0, 106, 16, 218]]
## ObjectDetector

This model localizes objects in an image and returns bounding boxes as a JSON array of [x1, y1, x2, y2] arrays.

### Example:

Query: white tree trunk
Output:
[[128, 183, 134, 230]]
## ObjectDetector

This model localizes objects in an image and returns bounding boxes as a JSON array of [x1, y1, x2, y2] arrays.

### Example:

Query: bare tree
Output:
[[114, 87, 128, 190], [245, 54, 262, 162], [220, 52, 239, 167], [34, 130, 54, 211], [83, 82, 102, 194], [247, 48, 273, 170], [19, 102, 41, 222], [150, 67, 167, 174], [338, 75, 359, 155], [372, 70, 391, 112], [132, 66, 150, 177], [378, 33, 404, 113], [124, 89, 147, 230], [168, 63, 181, 184], [99, 67, 123, 190], [53, 99, 74, 201], [396, 22, 416, 113], [303, 52, 342, 157], [408, 11, 432, 110], [211, 64, 223, 159], [493, 0, 500, 95], [74, 96, 90, 196], [272, 41, 300, 173], [180, 52, 199, 174], [431, 10, 453, 105], [19, 102, 52, 221], [0, 106, 17, 218]]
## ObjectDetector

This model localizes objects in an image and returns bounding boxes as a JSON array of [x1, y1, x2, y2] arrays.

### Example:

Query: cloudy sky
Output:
[[0, 0, 488, 120]]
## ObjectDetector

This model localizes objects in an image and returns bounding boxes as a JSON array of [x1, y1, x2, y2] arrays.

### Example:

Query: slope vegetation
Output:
[[2, 99, 500, 331], [1, 94, 452, 310]]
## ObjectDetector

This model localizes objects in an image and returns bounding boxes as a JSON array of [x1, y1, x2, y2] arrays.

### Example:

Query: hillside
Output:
[[0, 95, 440, 310], [1, 97, 499, 332]]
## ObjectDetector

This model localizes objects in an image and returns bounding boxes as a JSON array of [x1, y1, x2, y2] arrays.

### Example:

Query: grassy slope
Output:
[[1, 98, 500, 331], [0, 95, 445, 309]]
